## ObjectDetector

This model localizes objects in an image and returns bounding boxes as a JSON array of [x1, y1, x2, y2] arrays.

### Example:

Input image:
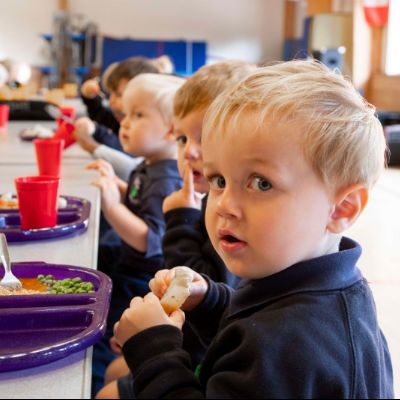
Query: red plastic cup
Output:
[[0, 104, 10, 129], [59, 105, 76, 119], [14, 176, 60, 230], [53, 120, 76, 149], [34, 138, 64, 176]]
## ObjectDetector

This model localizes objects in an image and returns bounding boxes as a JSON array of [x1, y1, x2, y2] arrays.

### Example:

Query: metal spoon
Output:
[[0, 233, 22, 290]]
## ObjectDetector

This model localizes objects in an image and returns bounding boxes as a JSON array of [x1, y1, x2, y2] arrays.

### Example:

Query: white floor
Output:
[[347, 166, 400, 397]]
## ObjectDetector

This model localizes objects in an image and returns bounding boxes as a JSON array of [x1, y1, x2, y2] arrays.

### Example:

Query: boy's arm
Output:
[[123, 326, 204, 398], [104, 192, 169, 256], [81, 94, 120, 133], [93, 145, 143, 182], [92, 124, 123, 151], [185, 275, 232, 343], [103, 202, 149, 253], [115, 279, 232, 398]]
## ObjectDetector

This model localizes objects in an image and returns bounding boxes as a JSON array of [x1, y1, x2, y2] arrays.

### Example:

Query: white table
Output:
[[0, 121, 91, 165], [0, 141, 102, 398]]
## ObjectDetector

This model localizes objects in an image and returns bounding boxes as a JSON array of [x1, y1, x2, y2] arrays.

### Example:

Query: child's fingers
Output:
[[150, 269, 174, 297], [182, 165, 194, 197], [169, 309, 185, 329], [129, 296, 144, 308], [90, 178, 103, 189], [149, 278, 167, 298], [85, 161, 101, 170], [113, 321, 120, 341], [90, 176, 111, 190], [86, 160, 113, 177], [109, 336, 122, 353], [143, 292, 161, 304]]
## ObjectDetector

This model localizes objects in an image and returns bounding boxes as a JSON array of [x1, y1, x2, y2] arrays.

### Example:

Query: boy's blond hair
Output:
[[124, 73, 185, 124], [204, 59, 387, 190], [174, 60, 257, 118]]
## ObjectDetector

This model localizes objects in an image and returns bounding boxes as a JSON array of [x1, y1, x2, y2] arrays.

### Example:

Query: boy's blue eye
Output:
[[210, 176, 226, 189], [250, 176, 271, 192]]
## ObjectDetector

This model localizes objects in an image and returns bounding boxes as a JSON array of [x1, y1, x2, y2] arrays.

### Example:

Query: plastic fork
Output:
[[0, 233, 22, 290]]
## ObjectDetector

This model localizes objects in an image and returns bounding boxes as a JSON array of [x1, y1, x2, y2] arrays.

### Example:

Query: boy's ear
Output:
[[327, 184, 369, 234]]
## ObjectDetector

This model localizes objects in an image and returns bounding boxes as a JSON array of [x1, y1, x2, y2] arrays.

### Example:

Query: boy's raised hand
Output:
[[162, 166, 202, 213], [91, 175, 121, 211], [73, 118, 98, 154], [86, 159, 116, 179], [113, 292, 185, 347], [74, 117, 96, 136], [81, 79, 101, 99], [149, 267, 208, 312]]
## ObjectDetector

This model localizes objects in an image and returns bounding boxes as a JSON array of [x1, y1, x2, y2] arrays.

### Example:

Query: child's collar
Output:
[[227, 237, 362, 319]]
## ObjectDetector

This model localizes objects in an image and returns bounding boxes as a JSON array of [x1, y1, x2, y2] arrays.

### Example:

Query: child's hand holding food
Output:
[[149, 266, 208, 312], [113, 292, 185, 347]]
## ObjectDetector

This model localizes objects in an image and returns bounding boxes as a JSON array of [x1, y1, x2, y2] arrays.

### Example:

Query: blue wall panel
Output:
[[102, 37, 207, 76]]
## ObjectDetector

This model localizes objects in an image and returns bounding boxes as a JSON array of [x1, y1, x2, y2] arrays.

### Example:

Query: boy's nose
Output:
[[215, 188, 242, 220], [184, 142, 200, 161], [120, 116, 129, 129]]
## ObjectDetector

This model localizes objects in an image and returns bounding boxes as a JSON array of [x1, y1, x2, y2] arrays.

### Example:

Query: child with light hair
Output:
[[163, 60, 257, 285], [112, 60, 393, 398], [95, 60, 256, 399], [89, 72, 185, 395]]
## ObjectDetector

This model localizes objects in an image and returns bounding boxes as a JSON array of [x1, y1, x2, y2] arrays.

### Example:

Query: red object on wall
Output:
[[363, 0, 389, 28]]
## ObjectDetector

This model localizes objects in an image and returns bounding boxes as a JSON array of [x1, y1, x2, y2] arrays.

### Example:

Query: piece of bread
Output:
[[160, 267, 194, 314]]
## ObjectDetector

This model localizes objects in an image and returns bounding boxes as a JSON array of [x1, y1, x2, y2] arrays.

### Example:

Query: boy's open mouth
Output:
[[222, 234, 241, 243]]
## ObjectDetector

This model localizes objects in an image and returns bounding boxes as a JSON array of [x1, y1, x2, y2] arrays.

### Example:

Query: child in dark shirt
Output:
[[95, 60, 256, 399], [89, 73, 185, 395], [113, 60, 394, 398], [75, 57, 160, 152], [75, 55, 173, 156], [162, 60, 256, 287]]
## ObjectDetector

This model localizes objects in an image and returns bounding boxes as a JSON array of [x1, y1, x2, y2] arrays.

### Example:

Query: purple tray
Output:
[[0, 262, 112, 373], [0, 196, 90, 242]]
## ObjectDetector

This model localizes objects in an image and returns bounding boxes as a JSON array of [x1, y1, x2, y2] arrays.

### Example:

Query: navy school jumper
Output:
[[122, 237, 394, 398]]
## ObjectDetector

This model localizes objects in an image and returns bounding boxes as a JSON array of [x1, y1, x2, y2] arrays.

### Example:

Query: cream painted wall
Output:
[[69, 0, 284, 64], [0, 0, 57, 65], [0, 0, 284, 66]]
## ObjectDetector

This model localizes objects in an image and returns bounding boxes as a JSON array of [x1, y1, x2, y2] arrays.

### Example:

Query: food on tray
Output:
[[160, 267, 194, 314], [0, 194, 67, 210], [37, 274, 95, 294], [0, 193, 18, 209], [0, 274, 95, 295], [57, 196, 68, 209], [0, 286, 42, 295]]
